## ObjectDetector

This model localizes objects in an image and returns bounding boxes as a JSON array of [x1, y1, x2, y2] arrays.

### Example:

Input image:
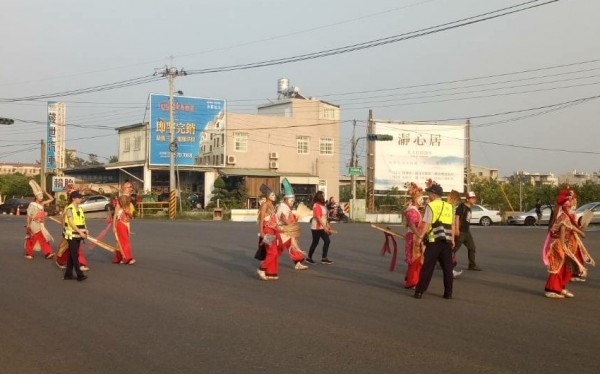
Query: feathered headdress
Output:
[[404, 181, 423, 199]]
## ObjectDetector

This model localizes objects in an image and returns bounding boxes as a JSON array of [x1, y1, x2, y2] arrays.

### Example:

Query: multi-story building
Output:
[[106, 79, 340, 207], [0, 162, 40, 177], [507, 171, 558, 187]]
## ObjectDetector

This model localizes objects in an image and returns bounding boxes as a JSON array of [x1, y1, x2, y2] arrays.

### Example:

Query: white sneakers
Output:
[[24, 255, 33, 260], [571, 277, 586, 282], [80, 265, 90, 272], [294, 262, 308, 270], [545, 292, 564, 299], [453, 270, 463, 278]]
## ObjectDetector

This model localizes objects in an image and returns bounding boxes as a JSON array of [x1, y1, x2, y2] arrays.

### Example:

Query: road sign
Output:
[[348, 167, 363, 176]]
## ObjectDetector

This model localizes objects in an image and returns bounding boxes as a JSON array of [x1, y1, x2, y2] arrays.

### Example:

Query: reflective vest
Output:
[[426, 199, 453, 243], [64, 203, 86, 240]]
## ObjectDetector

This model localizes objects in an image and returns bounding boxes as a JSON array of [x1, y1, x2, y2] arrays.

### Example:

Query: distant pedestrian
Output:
[[307, 191, 333, 264], [453, 191, 482, 271], [535, 199, 542, 226]]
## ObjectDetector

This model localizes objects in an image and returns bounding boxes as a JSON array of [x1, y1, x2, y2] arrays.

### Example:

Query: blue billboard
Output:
[[149, 94, 226, 166]]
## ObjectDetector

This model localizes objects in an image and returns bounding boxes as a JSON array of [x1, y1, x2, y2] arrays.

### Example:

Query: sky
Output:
[[1, 0, 599, 178]]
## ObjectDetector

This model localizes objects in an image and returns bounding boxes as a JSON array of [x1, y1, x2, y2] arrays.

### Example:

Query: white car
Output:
[[468, 204, 502, 226], [80, 195, 112, 213]]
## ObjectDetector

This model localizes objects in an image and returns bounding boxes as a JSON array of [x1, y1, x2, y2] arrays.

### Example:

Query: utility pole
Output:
[[465, 119, 471, 193], [366, 110, 375, 214], [157, 65, 186, 220], [350, 120, 357, 220]]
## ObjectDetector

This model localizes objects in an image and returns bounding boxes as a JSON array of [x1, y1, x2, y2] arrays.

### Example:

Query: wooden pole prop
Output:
[[48, 216, 117, 253], [370, 224, 405, 239]]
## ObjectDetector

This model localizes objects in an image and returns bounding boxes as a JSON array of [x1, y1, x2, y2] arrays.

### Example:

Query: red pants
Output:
[[113, 221, 133, 263], [404, 261, 422, 289], [545, 263, 572, 293], [56, 241, 88, 267], [260, 229, 280, 276], [25, 231, 53, 257], [280, 238, 305, 263]]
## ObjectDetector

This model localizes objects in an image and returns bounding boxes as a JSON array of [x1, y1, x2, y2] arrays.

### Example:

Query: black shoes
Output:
[[77, 275, 88, 282], [443, 294, 452, 299], [305, 258, 316, 264], [414, 292, 423, 299], [321, 258, 333, 264], [63, 275, 75, 280]]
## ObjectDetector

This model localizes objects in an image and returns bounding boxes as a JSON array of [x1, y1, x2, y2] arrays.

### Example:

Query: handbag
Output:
[[254, 237, 266, 261]]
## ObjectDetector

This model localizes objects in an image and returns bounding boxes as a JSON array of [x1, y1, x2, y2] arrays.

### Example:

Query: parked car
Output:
[[507, 204, 553, 226], [80, 195, 112, 213], [575, 202, 600, 226], [0, 198, 31, 215], [469, 204, 502, 226]]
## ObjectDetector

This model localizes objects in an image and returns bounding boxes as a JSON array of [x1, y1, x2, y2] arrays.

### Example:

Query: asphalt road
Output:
[[1, 215, 599, 374]]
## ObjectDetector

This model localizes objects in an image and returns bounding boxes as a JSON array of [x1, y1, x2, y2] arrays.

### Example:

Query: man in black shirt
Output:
[[535, 199, 542, 226], [453, 191, 482, 271]]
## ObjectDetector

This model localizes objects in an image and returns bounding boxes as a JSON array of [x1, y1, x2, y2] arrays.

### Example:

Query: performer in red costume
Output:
[[544, 188, 587, 299], [24, 180, 55, 260], [276, 178, 308, 270], [403, 182, 424, 289], [112, 183, 136, 265], [257, 184, 281, 280]]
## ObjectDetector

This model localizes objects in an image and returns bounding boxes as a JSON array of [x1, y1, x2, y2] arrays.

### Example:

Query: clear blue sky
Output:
[[1, 0, 598, 177]]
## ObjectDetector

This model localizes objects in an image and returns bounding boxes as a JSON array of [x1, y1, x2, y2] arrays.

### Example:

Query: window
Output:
[[234, 132, 248, 152], [123, 138, 130, 152], [319, 137, 334, 155], [297, 136, 309, 154], [323, 108, 335, 119], [133, 136, 141, 151]]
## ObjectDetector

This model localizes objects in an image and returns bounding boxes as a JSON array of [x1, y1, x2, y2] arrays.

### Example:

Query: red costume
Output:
[[25, 200, 54, 259], [404, 205, 424, 288]]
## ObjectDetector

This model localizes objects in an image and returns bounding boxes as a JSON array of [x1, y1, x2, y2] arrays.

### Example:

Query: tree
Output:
[[109, 155, 119, 163], [0, 174, 36, 197], [208, 177, 230, 208]]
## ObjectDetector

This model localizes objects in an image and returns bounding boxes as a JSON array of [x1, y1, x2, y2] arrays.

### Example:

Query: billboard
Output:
[[373, 122, 466, 192], [149, 94, 226, 166], [47, 102, 66, 170]]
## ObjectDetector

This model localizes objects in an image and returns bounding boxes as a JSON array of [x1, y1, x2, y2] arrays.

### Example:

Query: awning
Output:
[[280, 175, 319, 185], [218, 168, 280, 177], [105, 162, 144, 170]]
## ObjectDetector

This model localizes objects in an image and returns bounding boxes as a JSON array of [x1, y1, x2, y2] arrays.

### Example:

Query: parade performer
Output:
[[63, 191, 88, 281], [568, 196, 595, 282], [112, 194, 136, 264], [24, 180, 55, 260], [403, 182, 424, 289], [543, 188, 587, 299], [55, 188, 90, 271], [414, 180, 454, 300], [257, 184, 281, 280], [276, 178, 308, 270]]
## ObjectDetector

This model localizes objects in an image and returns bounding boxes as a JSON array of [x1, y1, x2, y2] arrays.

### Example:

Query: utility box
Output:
[[213, 208, 223, 220]]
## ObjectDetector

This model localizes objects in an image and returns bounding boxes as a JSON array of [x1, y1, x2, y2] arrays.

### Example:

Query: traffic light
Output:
[[0, 117, 15, 125], [367, 134, 393, 141]]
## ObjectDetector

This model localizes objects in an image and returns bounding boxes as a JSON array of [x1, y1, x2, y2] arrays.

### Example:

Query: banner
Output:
[[373, 122, 466, 192], [149, 94, 226, 166], [47, 102, 66, 170]]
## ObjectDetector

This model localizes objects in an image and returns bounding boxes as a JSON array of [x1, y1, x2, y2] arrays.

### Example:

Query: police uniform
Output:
[[415, 197, 454, 299], [63, 201, 87, 280]]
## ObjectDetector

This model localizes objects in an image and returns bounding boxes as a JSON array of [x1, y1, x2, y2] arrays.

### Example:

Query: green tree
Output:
[[0, 174, 36, 197], [109, 155, 119, 163], [207, 177, 230, 209]]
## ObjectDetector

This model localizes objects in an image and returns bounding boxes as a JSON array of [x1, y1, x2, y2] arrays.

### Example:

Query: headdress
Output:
[[259, 184, 272, 197], [404, 182, 423, 199], [424, 178, 443, 196], [281, 178, 295, 199], [28, 180, 44, 199], [556, 187, 572, 206]]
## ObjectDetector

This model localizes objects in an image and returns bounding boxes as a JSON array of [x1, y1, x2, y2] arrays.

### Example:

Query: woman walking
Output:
[[307, 191, 333, 264]]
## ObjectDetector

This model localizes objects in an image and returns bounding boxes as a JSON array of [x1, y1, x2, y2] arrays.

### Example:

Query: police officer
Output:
[[414, 182, 454, 299], [63, 191, 88, 281]]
